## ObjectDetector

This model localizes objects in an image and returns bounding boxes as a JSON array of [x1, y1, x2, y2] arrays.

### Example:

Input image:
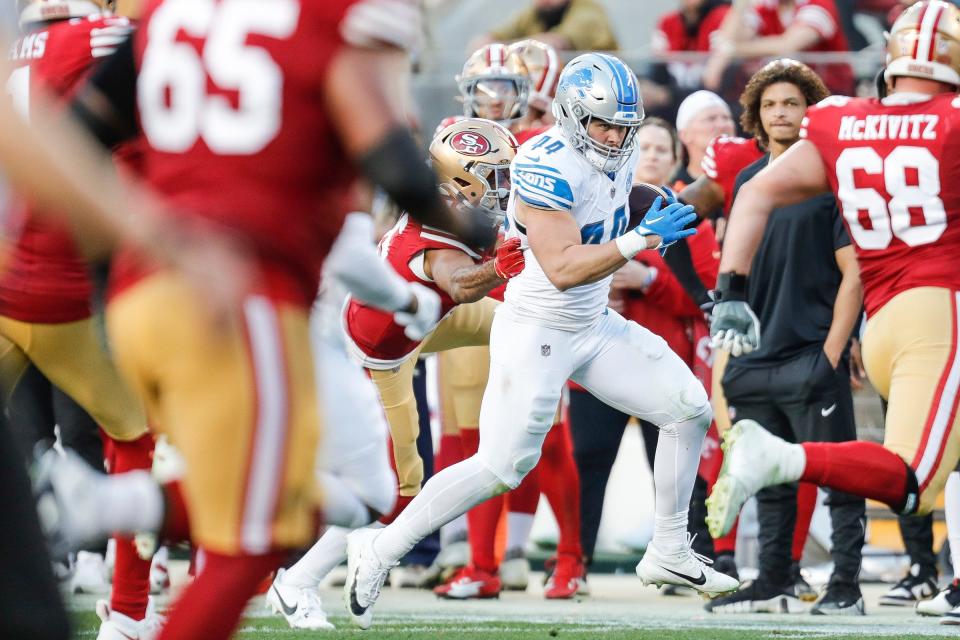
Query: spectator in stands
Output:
[[673, 90, 736, 187], [653, 0, 731, 88], [468, 0, 618, 53], [704, 0, 856, 95], [640, 1, 732, 122]]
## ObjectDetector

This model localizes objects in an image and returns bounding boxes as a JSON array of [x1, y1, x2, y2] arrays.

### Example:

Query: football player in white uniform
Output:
[[264, 207, 441, 630], [343, 52, 740, 629]]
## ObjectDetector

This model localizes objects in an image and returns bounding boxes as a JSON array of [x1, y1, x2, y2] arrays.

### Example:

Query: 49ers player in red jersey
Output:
[[708, 0, 960, 539], [7, 3, 160, 639], [267, 118, 525, 627], [34, 1, 497, 639]]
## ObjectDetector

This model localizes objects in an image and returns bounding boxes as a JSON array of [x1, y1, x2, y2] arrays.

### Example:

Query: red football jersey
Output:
[[701, 135, 765, 216], [344, 214, 483, 366], [3, 14, 132, 323], [116, 0, 364, 306], [652, 5, 729, 53], [652, 6, 728, 89], [801, 93, 960, 315], [750, 0, 854, 95]]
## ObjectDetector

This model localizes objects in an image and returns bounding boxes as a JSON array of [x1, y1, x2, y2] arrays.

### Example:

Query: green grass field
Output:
[[67, 575, 957, 639], [70, 611, 953, 640]]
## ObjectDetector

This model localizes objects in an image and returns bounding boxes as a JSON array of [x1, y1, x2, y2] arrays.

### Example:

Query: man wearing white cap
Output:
[[673, 90, 735, 187]]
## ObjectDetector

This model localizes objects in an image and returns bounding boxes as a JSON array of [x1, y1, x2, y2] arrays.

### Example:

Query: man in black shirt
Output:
[[704, 60, 866, 615]]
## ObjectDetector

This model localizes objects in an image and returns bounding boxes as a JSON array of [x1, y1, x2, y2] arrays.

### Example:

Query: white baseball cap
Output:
[[676, 90, 730, 133]]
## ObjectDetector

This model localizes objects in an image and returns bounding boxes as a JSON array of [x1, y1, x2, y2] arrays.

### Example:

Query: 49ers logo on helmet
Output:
[[450, 131, 491, 156]]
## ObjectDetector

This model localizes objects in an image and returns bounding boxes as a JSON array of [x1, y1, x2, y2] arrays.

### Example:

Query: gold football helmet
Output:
[[457, 44, 530, 124], [885, 0, 960, 86], [430, 118, 518, 225], [509, 39, 561, 114], [19, 0, 106, 25]]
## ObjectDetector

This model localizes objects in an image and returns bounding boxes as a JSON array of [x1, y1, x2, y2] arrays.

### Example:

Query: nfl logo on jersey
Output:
[[541, 344, 551, 357]]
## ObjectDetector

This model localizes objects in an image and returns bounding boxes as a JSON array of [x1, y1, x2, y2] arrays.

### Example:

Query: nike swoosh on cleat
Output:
[[821, 403, 837, 417], [662, 566, 707, 586], [272, 585, 298, 617], [349, 571, 368, 616]]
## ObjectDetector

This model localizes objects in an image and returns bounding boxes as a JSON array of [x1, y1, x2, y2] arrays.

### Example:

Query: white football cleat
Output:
[[34, 449, 108, 556], [636, 535, 739, 598], [918, 579, 960, 616], [95, 597, 165, 640], [70, 550, 109, 594], [344, 528, 394, 630], [267, 568, 335, 630], [705, 420, 805, 538], [500, 548, 531, 591]]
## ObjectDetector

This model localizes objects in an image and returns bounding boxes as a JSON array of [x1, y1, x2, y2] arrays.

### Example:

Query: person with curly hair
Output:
[[706, 59, 867, 616]]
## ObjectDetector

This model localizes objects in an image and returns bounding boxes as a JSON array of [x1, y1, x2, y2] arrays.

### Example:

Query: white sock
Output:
[[374, 455, 507, 564], [319, 472, 373, 529], [653, 511, 689, 554], [506, 512, 535, 553], [100, 471, 164, 534], [651, 414, 707, 553], [947, 472, 960, 582], [284, 526, 350, 589]]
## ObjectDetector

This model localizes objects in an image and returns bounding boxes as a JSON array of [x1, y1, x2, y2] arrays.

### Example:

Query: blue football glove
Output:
[[635, 196, 698, 250]]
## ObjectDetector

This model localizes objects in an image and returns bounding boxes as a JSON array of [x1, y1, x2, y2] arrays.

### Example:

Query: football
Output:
[[627, 182, 674, 231]]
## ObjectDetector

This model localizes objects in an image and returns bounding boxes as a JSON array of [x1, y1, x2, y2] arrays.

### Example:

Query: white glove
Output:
[[394, 282, 441, 341]]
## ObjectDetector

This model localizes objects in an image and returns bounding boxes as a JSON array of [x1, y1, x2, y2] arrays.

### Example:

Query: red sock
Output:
[[801, 441, 910, 511], [539, 422, 582, 557], [157, 550, 282, 640], [435, 433, 463, 473], [161, 481, 191, 543], [107, 434, 155, 621], [508, 465, 540, 514], [791, 482, 818, 562], [713, 520, 738, 554], [379, 495, 413, 525], [459, 428, 502, 573]]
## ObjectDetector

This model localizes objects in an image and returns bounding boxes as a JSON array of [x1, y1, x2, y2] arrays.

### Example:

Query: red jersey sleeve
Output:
[[701, 136, 765, 216], [794, 0, 839, 40]]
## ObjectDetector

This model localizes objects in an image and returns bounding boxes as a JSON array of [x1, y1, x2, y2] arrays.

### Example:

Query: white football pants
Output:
[[374, 306, 711, 564]]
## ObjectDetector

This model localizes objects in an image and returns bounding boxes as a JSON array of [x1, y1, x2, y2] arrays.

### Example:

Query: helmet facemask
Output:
[[552, 53, 644, 174], [460, 76, 528, 124]]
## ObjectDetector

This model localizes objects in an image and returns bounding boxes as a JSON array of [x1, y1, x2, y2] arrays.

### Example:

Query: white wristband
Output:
[[615, 231, 648, 260]]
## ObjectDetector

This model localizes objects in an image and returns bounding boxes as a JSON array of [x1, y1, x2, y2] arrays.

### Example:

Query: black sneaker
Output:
[[811, 579, 865, 616], [705, 580, 804, 614], [790, 561, 817, 602], [713, 552, 739, 581], [879, 563, 938, 606]]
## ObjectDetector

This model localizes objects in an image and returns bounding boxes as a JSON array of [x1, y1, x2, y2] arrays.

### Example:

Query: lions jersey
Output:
[[505, 125, 637, 330], [801, 93, 960, 315]]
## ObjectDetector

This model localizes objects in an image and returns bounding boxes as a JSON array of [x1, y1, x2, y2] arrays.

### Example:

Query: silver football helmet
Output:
[[552, 53, 644, 173]]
